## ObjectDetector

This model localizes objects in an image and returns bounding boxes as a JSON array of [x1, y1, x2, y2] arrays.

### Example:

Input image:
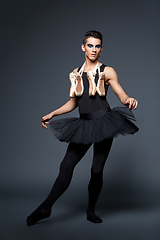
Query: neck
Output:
[[84, 59, 99, 72]]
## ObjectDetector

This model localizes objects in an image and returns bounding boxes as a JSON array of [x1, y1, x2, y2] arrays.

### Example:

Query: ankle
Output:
[[87, 206, 95, 214]]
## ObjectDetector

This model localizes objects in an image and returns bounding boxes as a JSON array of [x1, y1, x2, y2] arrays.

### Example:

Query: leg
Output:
[[27, 142, 91, 226], [87, 138, 113, 223]]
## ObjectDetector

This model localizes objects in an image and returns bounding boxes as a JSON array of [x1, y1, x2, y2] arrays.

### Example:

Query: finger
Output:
[[132, 100, 136, 109], [45, 121, 51, 124], [41, 122, 48, 129], [126, 99, 132, 109], [134, 101, 138, 109], [129, 101, 132, 109], [42, 115, 49, 121], [44, 124, 48, 129], [131, 101, 135, 109]]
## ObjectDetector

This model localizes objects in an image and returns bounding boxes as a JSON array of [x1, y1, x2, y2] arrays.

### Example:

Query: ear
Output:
[[100, 45, 103, 53], [81, 44, 85, 52]]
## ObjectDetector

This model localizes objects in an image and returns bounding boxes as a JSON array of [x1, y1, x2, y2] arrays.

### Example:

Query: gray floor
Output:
[[1, 185, 160, 240]]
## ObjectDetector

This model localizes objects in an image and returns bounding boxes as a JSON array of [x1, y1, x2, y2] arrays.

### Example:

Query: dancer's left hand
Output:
[[125, 98, 138, 110]]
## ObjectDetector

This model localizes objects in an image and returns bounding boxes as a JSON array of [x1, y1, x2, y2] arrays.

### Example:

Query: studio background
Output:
[[1, 0, 160, 239]]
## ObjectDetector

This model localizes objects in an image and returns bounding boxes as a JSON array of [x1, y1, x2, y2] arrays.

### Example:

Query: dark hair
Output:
[[83, 30, 103, 45]]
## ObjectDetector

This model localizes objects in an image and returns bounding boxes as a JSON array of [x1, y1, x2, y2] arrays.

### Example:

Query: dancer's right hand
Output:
[[41, 113, 53, 129]]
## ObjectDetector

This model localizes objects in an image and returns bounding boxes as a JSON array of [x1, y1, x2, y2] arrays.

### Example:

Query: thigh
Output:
[[60, 142, 91, 170], [92, 138, 113, 173]]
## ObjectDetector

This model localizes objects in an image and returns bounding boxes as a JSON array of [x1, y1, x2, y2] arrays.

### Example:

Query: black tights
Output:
[[27, 138, 113, 225]]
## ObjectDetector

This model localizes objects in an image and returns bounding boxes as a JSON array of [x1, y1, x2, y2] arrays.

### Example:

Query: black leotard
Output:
[[77, 64, 110, 114]]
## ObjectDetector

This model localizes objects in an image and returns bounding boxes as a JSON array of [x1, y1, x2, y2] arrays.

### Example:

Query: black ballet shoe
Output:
[[26, 207, 51, 226], [87, 212, 103, 223]]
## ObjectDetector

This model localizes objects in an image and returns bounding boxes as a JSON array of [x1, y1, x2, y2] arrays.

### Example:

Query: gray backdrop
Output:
[[1, 0, 160, 239]]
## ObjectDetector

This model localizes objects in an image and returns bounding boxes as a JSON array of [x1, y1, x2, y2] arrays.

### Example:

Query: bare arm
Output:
[[104, 67, 138, 110], [42, 67, 79, 129], [41, 96, 78, 129]]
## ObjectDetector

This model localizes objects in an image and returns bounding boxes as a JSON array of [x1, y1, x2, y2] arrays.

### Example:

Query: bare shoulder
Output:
[[72, 67, 79, 74], [104, 66, 118, 80], [104, 66, 116, 74]]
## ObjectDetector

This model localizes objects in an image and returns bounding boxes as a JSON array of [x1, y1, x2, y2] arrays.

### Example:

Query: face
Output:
[[81, 37, 103, 62]]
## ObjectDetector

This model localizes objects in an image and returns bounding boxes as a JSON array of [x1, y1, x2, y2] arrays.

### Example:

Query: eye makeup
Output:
[[87, 44, 101, 48]]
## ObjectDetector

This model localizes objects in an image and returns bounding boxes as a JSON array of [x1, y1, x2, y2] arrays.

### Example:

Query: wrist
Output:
[[51, 111, 55, 118], [124, 96, 129, 104]]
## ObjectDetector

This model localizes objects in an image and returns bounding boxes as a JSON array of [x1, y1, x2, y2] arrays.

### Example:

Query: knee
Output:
[[91, 167, 103, 177], [59, 159, 74, 175]]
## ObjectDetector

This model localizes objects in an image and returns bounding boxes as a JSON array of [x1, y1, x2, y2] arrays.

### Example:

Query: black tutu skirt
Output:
[[50, 107, 139, 145]]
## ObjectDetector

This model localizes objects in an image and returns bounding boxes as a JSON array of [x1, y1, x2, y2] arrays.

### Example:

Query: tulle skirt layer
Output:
[[50, 107, 139, 145]]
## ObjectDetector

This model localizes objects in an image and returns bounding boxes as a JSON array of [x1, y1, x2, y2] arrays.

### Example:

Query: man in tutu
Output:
[[27, 30, 138, 226]]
